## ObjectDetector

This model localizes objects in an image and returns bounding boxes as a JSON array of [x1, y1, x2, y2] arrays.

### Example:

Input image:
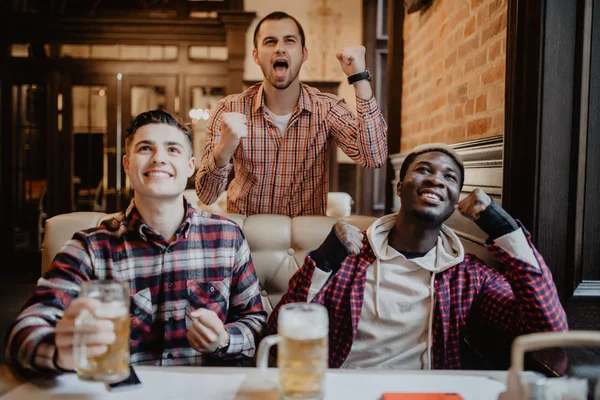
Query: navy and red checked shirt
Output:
[[6, 199, 267, 373], [268, 224, 568, 369]]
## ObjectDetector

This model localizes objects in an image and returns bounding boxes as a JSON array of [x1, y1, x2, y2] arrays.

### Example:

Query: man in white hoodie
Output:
[[267, 143, 568, 370]]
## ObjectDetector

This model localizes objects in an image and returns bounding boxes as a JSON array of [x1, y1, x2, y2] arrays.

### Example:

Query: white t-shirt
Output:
[[264, 106, 293, 136]]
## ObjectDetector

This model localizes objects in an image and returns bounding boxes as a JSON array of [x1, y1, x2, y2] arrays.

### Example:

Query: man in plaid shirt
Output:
[[268, 143, 568, 369], [5, 110, 267, 374], [195, 11, 388, 217]]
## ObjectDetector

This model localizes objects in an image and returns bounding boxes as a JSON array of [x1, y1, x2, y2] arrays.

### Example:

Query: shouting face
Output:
[[252, 18, 308, 90], [398, 151, 462, 226]]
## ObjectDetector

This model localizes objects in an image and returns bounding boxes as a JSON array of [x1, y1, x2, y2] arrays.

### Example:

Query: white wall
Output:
[[244, 0, 362, 118]]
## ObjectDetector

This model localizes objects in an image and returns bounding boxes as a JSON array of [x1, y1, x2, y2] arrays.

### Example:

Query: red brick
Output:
[[423, 40, 434, 54], [476, 94, 487, 112], [489, 0, 505, 17], [481, 12, 507, 44], [465, 99, 475, 115], [445, 51, 457, 68], [467, 117, 491, 137], [474, 49, 487, 68], [477, 8, 487, 27], [464, 58, 474, 73], [432, 95, 446, 111], [464, 16, 477, 38], [431, 130, 448, 143], [488, 39, 503, 62], [482, 62, 505, 84], [458, 36, 479, 59], [449, 125, 466, 143], [469, 76, 481, 95], [457, 83, 469, 102], [455, 105, 465, 119], [400, 0, 508, 149], [450, 7, 470, 28], [491, 112, 505, 134], [471, 0, 485, 10]]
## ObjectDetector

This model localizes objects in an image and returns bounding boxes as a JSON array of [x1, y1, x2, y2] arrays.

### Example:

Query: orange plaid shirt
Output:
[[195, 83, 388, 216]]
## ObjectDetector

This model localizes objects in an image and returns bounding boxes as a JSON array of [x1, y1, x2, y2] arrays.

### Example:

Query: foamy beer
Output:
[[75, 280, 130, 383], [257, 303, 328, 400]]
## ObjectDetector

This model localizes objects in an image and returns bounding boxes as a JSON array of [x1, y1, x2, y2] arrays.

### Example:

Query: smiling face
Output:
[[398, 151, 462, 227], [252, 18, 308, 90], [122, 123, 195, 201]]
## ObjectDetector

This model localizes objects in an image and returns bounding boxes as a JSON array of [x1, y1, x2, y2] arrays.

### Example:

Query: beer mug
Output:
[[257, 303, 329, 400], [74, 280, 130, 383]]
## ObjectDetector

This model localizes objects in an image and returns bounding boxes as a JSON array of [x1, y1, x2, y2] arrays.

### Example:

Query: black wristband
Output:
[[310, 226, 350, 273], [475, 200, 519, 240]]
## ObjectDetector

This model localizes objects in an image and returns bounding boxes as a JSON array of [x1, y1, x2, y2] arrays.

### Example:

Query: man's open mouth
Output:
[[273, 60, 289, 77], [418, 190, 443, 204]]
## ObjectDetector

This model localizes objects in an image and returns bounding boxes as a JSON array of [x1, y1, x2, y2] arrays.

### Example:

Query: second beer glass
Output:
[[74, 280, 130, 383], [257, 303, 329, 400]]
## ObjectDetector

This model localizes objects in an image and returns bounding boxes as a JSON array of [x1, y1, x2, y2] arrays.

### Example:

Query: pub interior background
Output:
[[0, 0, 598, 366]]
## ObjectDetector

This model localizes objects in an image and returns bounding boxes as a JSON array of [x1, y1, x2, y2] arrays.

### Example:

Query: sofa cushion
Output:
[[41, 210, 376, 317]]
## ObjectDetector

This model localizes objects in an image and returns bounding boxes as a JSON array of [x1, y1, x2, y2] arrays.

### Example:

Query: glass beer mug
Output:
[[74, 280, 131, 383], [257, 303, 329, 400]]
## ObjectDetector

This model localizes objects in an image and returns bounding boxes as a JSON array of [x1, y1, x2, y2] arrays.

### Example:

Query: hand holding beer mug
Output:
[[71, 280, 130, 383], [257, 303, 329, 400]]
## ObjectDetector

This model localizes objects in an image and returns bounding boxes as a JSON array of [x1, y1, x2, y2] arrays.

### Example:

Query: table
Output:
[[0, 364, 512, 400]]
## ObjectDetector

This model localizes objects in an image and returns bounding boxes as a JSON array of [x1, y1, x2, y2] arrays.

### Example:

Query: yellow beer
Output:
[[76, 281, 130, 383], [277, 303, 329, 400], [279, 335, 328, 400]]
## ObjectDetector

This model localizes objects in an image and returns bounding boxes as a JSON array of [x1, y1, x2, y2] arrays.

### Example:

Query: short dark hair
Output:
[[399, 146, 465, 190], [253, 11, 306, 48], [125, 109, 193, 155]]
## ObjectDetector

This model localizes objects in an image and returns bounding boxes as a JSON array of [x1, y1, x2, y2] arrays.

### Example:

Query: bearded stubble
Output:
[[260, 64, 301, 90], [411, 205, 455, 227]]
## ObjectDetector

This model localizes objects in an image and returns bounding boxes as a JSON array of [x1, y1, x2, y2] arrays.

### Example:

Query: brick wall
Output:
[[400, 0, 507, 152]]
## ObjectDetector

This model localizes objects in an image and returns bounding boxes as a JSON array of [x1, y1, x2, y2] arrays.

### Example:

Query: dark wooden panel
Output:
[[536, 0, 578, 298], [504, 0, 580, 299], [582, 0, 600, 283], [1, 15, 226, 45], [503, 0, 544, 233], [385, 0, 403, 214]]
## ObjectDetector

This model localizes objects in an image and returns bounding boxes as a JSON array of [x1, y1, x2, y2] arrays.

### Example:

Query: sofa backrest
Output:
[[41, 211, 376, 315]]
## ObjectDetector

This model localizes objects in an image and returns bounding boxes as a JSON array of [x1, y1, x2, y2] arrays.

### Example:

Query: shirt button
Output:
[[167, 282, 174, 289], [210, 286, 215, 292]]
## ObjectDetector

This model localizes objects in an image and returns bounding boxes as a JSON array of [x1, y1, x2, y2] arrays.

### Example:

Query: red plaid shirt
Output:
[[195, 83, 388, 216], [268, 227, 568, 369], [6, 200, 267, 374]]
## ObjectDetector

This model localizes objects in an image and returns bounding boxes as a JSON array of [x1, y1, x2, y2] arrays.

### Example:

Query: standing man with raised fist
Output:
[[269, 142, 568, 370], [195, 11, 388, 217]]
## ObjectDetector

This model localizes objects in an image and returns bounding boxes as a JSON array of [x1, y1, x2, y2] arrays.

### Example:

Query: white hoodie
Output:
[[341, 213, 464, 370], [307, 213, 538, 370]]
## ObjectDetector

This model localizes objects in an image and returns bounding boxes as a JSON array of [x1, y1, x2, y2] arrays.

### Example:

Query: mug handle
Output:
[[256, 334, 281, 376]]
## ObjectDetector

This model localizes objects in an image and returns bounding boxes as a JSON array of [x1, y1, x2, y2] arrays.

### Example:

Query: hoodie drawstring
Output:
[[374, 258, 381, 317]]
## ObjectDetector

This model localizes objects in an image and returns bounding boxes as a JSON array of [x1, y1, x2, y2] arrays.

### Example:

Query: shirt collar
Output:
[[123, 198, 193, 241], [252, 82, 313, 114]]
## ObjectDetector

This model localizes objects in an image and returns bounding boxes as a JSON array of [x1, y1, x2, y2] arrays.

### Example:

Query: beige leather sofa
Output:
[[41, 211, 376, 315], [183, 190, 355, 219]]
